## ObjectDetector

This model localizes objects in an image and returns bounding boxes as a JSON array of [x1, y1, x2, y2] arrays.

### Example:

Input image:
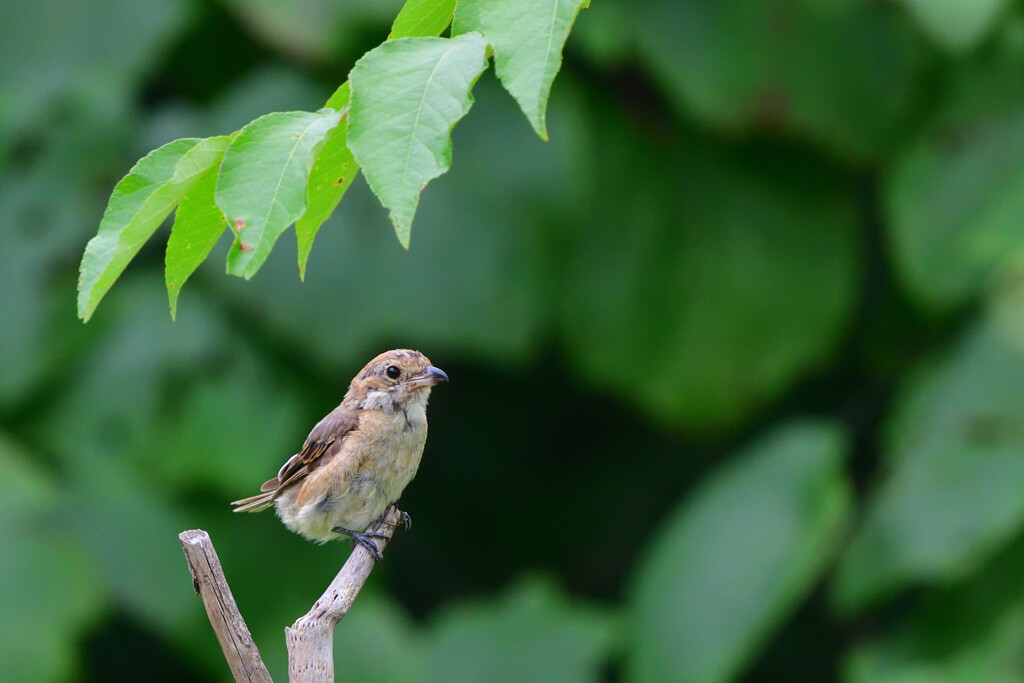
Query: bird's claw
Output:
[[332, 506, 412, 560], [387, 503, 412, 531]]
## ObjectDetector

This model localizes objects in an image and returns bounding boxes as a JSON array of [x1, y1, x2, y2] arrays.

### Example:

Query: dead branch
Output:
[[178, 529, 272, 682], [179, 504, 402, 682]]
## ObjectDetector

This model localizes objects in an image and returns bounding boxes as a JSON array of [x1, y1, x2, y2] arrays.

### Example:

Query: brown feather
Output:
[[231, 400, 362, 511], [230, 491, 276, 512]]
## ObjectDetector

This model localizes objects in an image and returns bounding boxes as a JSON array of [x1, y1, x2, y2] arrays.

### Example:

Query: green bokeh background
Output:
[[3, 0, 1024, 681]]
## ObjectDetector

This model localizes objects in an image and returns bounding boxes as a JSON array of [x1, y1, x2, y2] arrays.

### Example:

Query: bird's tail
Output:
[[230, 491, 276, 513]]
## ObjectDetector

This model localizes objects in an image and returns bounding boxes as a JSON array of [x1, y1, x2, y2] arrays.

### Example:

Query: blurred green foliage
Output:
[[3, 0, 1024, 681]]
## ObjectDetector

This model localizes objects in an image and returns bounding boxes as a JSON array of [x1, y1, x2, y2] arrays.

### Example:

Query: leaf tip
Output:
[[393, 223, 412, 250], [167, 285, 179, 322], [529, 111, 549, 140], [76, 287, 95, 323]]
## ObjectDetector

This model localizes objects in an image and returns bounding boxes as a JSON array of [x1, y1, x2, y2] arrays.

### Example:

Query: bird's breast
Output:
[[355, 403, 428, 497]]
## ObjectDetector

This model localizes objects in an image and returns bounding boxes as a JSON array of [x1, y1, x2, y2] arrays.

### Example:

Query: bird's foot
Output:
[[386, 503, 412, 531], [332, 526, 386, 560]]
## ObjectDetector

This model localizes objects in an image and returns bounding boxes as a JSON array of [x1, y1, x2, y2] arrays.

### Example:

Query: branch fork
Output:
[[178, 505, 404, 682]]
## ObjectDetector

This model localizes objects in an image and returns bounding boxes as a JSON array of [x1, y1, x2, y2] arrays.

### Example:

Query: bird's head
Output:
[[350, 349, 448, 411]]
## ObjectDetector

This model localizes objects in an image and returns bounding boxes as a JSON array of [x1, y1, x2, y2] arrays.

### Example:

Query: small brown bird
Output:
[[231, 349, 447, 558]]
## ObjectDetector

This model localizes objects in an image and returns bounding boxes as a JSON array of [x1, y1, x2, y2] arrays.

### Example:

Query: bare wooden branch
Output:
[[285, 505, 403, 682], [180, 507, 401, 681], [179, 529, 273, 683]]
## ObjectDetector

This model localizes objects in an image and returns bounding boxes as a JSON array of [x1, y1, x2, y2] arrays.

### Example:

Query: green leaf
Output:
[[391, 0, 456, 39], [845, 540, 1024, 683], [216, 109, 343, 279], [849, 598, 1024, 683], [295, 91, 355, 279], [834, 316, 1024, 611], [634, 0, 923, 161], [325, 81, 352, 110], [628, 421, 853, 683], [422, 575, 617, 682], [453, 0, 588, 140], [78, 136, 228, 321], [896, 0, 1011, 52], [561, 132, 861, 432], [296, 11, 460, 273], [348, 33, 490, 247], [165, 136, 231, 319], [884, 51, 1024, 311], [215, 76, 555, 367]]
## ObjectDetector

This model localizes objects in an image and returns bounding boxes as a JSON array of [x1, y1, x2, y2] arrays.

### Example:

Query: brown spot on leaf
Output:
[[334, 177, 345, 185], [233, 217, 245, 232], [239, 242, 254, 252]]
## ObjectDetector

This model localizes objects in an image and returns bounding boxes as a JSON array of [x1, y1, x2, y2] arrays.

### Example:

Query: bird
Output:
[[231, 349, 447, 559]]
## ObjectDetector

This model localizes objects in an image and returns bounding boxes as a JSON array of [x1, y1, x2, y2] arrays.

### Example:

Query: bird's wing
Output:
[[276, 403, 361, 490], [231, 402, 361, 510]]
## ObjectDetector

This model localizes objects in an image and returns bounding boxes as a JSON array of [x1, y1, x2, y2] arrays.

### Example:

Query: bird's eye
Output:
[[385, 365, 401, 379]]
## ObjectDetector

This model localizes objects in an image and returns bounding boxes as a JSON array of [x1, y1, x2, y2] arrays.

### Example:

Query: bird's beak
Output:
[[406, 365, 449, 388]]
